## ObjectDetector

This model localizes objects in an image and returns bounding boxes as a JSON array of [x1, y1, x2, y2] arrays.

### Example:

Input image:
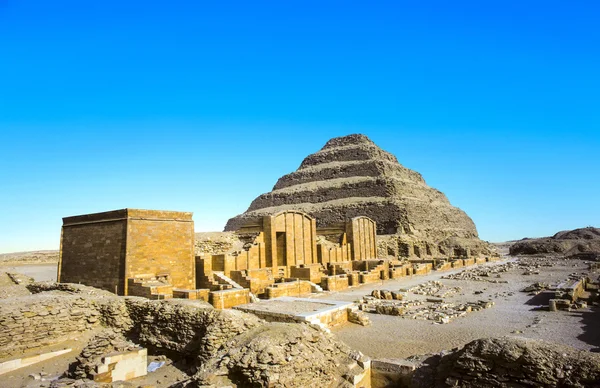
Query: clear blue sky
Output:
[[1, 1, 598, 253]]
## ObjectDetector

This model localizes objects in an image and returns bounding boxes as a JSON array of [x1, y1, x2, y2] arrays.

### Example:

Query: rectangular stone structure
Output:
[[58, 208, 195, 295]]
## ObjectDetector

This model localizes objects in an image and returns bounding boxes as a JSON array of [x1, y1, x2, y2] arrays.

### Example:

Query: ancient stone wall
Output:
[[265, 280, 313, 299], [208, 289, 251, 309], [59, 209, 194, 296], [264, 211, 317, 268], [321, 275, 349, 291], [348, 216, 377, 261], [290, 264, 323, 283], [124, 209, 195, 293], [0, 294, 103, 356], [59, 213, 127, 294]]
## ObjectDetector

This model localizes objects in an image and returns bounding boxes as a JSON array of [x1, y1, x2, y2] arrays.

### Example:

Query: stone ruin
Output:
[[0, 283, 372, 386], [57, 205, 499, 314], [359, 281, 493, 324], [226, 133, 493, 259]]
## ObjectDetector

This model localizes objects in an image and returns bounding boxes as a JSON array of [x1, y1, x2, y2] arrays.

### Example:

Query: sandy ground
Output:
[[316, 258, 600, 359], [0, 264, 58, 282]]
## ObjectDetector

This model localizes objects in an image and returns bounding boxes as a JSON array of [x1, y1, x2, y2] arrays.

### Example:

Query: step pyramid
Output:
[[225, 134, 490, 257]]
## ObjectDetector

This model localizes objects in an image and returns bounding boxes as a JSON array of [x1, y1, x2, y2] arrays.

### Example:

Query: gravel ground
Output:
[[316, 258, 600, 359]]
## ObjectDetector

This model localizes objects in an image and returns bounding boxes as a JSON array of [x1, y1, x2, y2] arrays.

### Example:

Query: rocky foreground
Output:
[[0, 280, 370, 387], [407, 337, 600, 387], [2, 252, 600, 387]]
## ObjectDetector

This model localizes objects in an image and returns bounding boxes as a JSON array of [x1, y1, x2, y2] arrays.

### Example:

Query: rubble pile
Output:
[[191, 322, 371, 387], [442, 262, 518, 283], [517, 256, 557, 268], [522, 282, 550, 294], [358, 296, 493, 324], [67, 329, 138, 380], [370, 289, 404, 300], [403, 281, 461, 298]]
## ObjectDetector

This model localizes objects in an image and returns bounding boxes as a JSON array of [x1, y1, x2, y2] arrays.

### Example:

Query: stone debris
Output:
[[442, 262, 518, 282], [6, 272, 34, 285], [348, 309, 371, 326], [67, 329, 140, 380], [371, 289, 403, 300], [191, 322, 371, 387], [490, 291, 515, 299], [522, 282, 550, 293], [403, 281, 461, 298], [359, 295, 494, 324]]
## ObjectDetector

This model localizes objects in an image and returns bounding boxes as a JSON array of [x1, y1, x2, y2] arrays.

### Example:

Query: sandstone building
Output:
[[196, 211, 379, 296], [58, 209, 195, 295]]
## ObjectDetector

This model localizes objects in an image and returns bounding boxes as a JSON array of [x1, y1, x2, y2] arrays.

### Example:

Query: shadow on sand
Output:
[[576, 306, 600, 352]]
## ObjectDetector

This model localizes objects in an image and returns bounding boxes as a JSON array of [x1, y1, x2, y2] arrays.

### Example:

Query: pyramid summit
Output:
[[225, 134, 490, 258]]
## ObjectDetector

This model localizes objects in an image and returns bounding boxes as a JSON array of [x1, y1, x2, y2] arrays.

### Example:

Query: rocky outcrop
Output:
[[427, 337, 600, 387], [510, 227, 600, 257], [2, 282, 370, 387], [225, 134, 490, 257], [191, 322, 370, 387]]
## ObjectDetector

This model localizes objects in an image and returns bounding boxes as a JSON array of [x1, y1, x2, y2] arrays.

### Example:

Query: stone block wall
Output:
[[290, 264, 323, 283], [328, 262, 353, 276], [317, 244, 352, 264], [265, 280, 313, 299], [389, 267, 406, 279], [230, 269, 274, 295], [264, 211, 317, 267], [436, 261, 452, 271], [463, 258, 475, 267], [59, 212, 127, 294], [125, 209, 195, 293], [348, 273, 359, 286], [413, 264, 431, 276], [172, 289, 209, 301], [310, 306, 349, 328], [59, 209, 195, 296], [359, 271, 381, 284], [209, 289, 250, 309], [348, 216, 377, 261], [321, 275, 349, 291], [0, 294, 103, 356]]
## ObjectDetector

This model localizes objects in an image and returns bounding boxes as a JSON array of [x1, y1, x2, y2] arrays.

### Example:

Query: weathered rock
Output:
[[225, 134, 491, 258], [430, 337, 600, 387], [191, 322, 369, 388], [510, 227, 600, 257]]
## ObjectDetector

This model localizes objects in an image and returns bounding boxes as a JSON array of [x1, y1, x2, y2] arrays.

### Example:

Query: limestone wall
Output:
[[348, 216, 377, 261], [208, 289, 251, 309], [290, 264, 323, 283], [265, 281, 313, 299], [59, 216, 127, 294], [321, 275, 349, 291], [264, 211, 317, 267], [59, 209, 195, 296], [0, 294, 103, 356], [125, 210, 195, 293]]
